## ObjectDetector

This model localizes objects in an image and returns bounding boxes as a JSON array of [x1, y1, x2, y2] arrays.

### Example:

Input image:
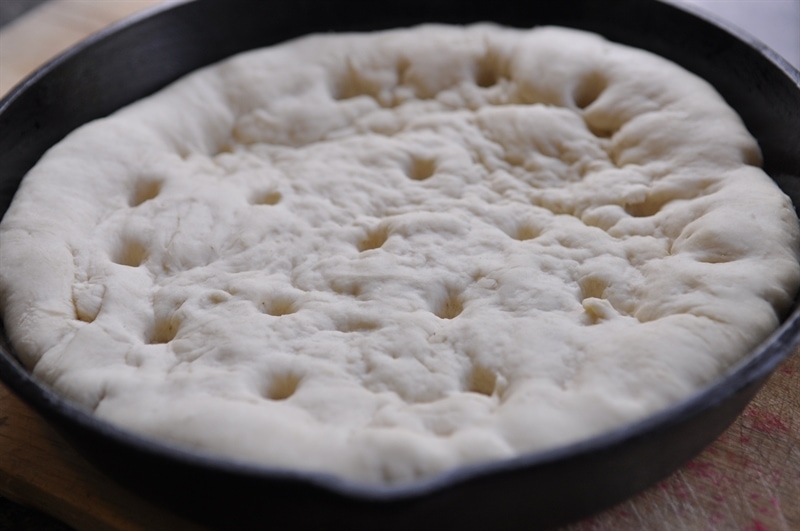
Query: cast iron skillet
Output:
[[1, 0, 799, 529]]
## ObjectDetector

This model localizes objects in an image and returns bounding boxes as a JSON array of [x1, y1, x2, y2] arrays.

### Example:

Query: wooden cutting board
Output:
[[1, 2, 799, 529]]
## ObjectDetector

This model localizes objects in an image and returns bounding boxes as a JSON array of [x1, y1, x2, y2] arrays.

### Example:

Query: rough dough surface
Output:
[[1, 25, 798, 484]]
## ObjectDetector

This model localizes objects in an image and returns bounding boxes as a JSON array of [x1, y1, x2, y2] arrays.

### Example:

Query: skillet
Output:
[[1, 0, 799, 528]]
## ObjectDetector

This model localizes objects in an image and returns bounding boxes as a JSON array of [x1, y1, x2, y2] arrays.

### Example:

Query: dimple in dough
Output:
[[1, 25, 799, 484]]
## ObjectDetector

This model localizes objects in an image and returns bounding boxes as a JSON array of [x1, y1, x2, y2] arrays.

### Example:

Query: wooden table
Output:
[[1, 2, 799, 529]]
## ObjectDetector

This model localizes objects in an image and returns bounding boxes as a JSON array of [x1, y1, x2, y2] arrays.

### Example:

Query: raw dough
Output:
[[1, 25, 798, 484]]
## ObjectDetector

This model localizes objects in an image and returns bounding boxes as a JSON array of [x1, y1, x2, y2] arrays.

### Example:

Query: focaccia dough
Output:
[[1, 25, 798, 484]]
